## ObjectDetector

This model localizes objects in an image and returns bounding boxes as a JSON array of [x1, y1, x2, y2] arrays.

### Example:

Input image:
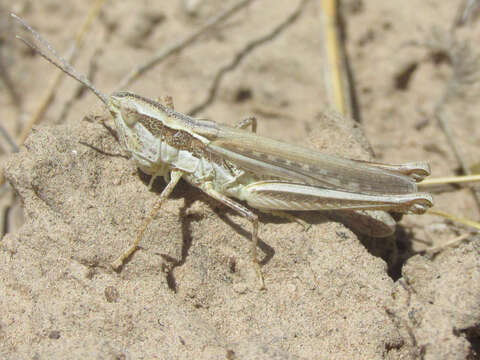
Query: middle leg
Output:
[[202, 182, 264, 289]]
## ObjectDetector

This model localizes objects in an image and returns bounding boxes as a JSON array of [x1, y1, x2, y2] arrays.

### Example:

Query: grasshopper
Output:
[[13, 14, 433, 288]]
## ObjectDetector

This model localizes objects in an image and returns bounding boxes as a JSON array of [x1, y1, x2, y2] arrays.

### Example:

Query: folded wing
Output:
[[205, 124, 424, 195]]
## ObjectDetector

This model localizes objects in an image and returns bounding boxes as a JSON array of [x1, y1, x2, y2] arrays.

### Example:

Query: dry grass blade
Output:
[[426, 29, 480, 213], [320, 0, 351, 117], [427, 209, 480, 231], [420, 174, 480, 186], [0, 48, 21, 153], [16, 0, 107, 145], [320, 6, 480, 235], [0, 124, 18, 153], [421, 171, 480, 232], [0, 0, 106, 188], [56, 48, 102, 124], [0, 48, 21, 109]]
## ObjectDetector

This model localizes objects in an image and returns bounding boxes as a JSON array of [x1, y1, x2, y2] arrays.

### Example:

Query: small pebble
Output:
[[233, 282, 248, 294], [105, 286, 119, 303]]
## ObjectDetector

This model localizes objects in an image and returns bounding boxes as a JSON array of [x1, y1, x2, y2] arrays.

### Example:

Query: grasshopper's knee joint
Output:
[[251, 260, 265, 289], [110, 243, 139, 271], [110, 258, 124, 271]]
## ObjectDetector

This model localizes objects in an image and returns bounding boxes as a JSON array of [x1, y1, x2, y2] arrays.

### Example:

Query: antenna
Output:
[[11, 13, 109, 106]]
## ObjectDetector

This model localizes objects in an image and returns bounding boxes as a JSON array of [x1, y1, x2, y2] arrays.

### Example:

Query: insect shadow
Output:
[[129, 170, 419, 288], [140, 172, 277, 291]]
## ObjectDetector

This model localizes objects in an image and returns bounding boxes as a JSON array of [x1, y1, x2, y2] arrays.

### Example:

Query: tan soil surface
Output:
[[1, 1, 479, 359]]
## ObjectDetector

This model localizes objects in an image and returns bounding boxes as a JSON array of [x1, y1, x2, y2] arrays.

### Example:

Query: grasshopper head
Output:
[[108, 92, 176, 168], [108, 94, 137, 152], [108, 92, 210, 167], [109, 92, 140, 129], [109, 95, 138, 127]]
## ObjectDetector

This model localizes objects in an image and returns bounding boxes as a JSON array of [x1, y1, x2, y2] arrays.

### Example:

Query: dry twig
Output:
[[115, 0, 256, 90], [188, 0, 309, 116]]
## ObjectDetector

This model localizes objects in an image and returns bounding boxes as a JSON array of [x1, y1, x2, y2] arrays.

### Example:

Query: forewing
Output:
[[205, 124, 418, 195]]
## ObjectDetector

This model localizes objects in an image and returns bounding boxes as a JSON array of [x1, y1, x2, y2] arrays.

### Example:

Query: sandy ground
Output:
[[1, 0, 480, 359]]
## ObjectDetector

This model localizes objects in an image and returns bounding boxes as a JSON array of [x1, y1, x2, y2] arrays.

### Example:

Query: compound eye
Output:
[[120, 105, 138, 127]]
